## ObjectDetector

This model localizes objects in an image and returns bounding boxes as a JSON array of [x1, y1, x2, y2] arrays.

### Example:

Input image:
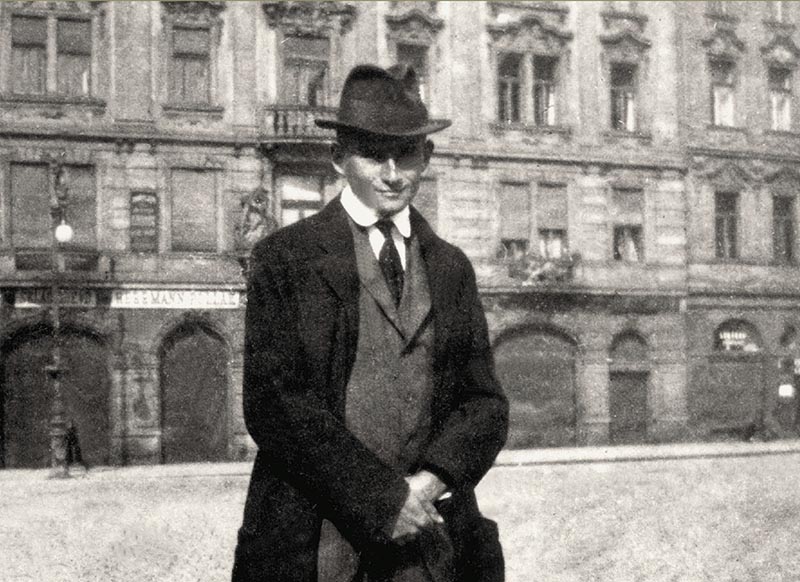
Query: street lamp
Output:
[[46, 164, 73, 478]]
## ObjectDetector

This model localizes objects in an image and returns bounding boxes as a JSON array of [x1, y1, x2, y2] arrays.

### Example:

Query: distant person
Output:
[[65, 418, 87, 473], [232, 64, 508, 582]]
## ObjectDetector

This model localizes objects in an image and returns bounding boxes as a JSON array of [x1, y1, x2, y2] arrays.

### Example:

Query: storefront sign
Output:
[[111, 289, 241, 309], [717, 329, 760, 352], [130, 192, 159, 252], [15, 288, 97, 308]]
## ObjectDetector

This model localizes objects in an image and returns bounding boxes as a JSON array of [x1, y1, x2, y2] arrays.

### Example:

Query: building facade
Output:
[[1, 1, 799, 468]]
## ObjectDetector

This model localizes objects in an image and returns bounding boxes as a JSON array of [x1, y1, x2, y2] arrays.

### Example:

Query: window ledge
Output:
[[490, 122, 572, 136], [603, 129, 652, 142], [765, 129, 800, 138], [162, 102, 224, 118], [705, 124, 748, 134], [0, 93, 106, 109]]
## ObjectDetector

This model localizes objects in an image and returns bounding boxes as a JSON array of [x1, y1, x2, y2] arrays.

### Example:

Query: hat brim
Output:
[[314, 118, 452, 136]]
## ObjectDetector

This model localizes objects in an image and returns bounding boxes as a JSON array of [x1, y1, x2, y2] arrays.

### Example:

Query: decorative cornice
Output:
[[161, 1, 225, 27], [6, 1, 102, 14], [488, 13, 573, 53], [702, 27, 745, 59], [262, 1, 356, 37], [385, 7, 444, 45], [489, 2, 569, 27], [761, 34, 800, 67], [599, 29, 652, 54]]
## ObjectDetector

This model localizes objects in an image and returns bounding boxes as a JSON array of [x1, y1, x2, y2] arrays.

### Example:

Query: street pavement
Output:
[[3, 440, 800, 582]]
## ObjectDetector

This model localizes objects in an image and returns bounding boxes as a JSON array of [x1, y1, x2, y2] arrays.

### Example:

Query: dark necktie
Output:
[[375, 219, 404, 307]]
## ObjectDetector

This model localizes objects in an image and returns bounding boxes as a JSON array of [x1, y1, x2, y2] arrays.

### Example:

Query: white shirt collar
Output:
[[340, 185, 411, 238]]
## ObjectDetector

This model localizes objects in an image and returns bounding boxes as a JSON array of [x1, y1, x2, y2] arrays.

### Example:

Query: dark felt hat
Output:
[[315, 63, 451, 136]]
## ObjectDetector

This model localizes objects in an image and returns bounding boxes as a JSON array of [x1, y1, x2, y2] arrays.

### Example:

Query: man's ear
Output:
[[423, 139, 434, 165], [331, 143, 347, 177]]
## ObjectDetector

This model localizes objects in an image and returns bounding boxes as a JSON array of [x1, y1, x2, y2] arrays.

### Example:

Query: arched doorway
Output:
[[160, 321, 229, 463], [494, 327, 577, 448], [608, 332, 650, 445], [1, 324, 110, 468]]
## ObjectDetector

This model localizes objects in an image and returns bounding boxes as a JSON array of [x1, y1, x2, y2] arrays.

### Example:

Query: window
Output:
[[10, 13, 93, 97], [171, 169, 217, 252], [774, 195, 795, 264], [715, 192, 738, 259], [281, 36, 329, 107], [612, 188, 644, 262], [10, 163, 50, 248], [278, 175, 324, 226], [11, 16, 46, 94], [396, 44, 429, 103], [533, 56, 557, 127], [498, 53, 522, 124], [537, 184, 568, 259], [169, 26, 211, 103], [711, 60, 736, 127], [610, 63, 637, 132], [769, 67, 792, 132], [57, 19, 91, 96], [9, 163, 96, 250], [499, 182, 530, 259], [497, 53, 560, 126]]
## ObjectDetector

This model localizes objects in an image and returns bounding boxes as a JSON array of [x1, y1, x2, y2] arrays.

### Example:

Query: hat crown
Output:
[[315, 63, 451, 136]]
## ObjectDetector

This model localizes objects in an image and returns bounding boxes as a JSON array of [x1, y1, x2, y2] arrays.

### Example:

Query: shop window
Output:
[[499, 182, 530, 258], [715, 191, 738, 259], [281, 35, 329, 107], [10, 14, 92, 97], [537, 183, 568, 259], [170, 169, 217, 252], [711, 59, 736, 127], [278, 174, 325, 227], [610, 63, 637, 132], [612, 188, 644, 262], [773, 195, 795, 264], [769, 67, 792, 132], [169, 26, 211, 104], [396, 43, 429, 103]]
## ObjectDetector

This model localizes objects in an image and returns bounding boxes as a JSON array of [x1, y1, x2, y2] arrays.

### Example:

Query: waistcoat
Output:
[[317, 220, 436, 582]]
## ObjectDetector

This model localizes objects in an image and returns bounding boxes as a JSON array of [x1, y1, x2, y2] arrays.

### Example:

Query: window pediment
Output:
[[161, 1, 225, 26], [386, 8, 444, 45], [262, 1, 356, 37], [7, 1, 102, 14], [600, 29, 651, 61], [765, 166, 800, 192], [488, 14, 572, 54], [702, 27, 745, 59], [699, 160, 756, 188], [762, 34, 800, 68]]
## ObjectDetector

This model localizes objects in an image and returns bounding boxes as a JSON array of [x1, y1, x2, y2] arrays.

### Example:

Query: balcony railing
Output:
[[499, 248, 580, 285], [262, 105, 337, 139]]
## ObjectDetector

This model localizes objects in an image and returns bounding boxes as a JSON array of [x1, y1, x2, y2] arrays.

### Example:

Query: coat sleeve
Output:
[[242, 242, 409, 546], [418, 253, 509, 492]]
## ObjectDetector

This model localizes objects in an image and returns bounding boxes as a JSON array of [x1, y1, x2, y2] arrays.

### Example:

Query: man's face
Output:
[[333, 132, 433, 217]]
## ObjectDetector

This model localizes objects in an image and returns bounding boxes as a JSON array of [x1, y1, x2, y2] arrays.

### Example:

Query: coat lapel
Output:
[[311, 199, 360, 305]]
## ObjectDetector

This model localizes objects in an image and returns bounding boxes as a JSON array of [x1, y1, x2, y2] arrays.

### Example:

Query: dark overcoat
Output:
[[232, 197, 509, 582]]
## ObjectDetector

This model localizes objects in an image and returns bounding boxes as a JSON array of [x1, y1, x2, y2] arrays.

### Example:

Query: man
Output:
[[232, 64, 508, 582]]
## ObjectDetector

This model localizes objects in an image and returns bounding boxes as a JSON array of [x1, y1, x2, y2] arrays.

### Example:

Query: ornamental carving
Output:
[[692, 157, 765, 186], [488, 14, 573, 55], [489, 2, 568, 28], [386, 7, 444, 45], [702, 27, 745, 59], [600, 29, 651, 62], [6, 1, 102, 13], [761, 34, 800, 67], [262, 1, 356, 37], [161, 1, 225, 26]]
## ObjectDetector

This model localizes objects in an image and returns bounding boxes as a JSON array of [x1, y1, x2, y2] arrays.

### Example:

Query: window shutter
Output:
[[500, 183, 530, 240], [537, 184, 568, 229], [11, 164, 50, 248], [171, 169, 216, 252]]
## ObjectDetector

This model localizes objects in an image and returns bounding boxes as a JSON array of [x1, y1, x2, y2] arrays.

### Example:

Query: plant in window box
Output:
[[498, 243, 580, 284]]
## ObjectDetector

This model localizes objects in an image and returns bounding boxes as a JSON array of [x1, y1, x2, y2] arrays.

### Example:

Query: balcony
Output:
[[261, 105, 337, 141]]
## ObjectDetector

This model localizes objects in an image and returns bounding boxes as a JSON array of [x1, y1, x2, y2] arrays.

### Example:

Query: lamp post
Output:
[[46, 164, 73, 478]]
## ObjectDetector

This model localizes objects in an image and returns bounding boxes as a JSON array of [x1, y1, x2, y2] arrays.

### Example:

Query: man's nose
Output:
[[381, 158, 403, 186]]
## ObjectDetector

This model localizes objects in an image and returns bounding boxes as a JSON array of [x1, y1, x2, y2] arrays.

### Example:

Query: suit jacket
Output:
[[232, 197, 509, 582]]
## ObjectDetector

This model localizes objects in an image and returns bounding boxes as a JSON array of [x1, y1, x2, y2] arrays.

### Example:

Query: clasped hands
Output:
[[390, 470, 449, 543]]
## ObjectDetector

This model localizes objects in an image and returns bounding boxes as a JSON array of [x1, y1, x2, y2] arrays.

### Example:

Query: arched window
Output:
[[713, 320, 762, 352]]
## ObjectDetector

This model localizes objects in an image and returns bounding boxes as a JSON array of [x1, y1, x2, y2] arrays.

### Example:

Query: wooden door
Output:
[[160, 326, 228, 463], [609, 371, 649, 444]]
